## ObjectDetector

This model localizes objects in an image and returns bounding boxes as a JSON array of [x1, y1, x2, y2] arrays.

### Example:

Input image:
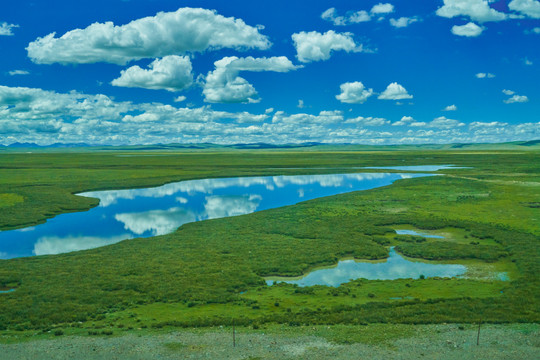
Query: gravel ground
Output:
[[1, 324, 538, 360]]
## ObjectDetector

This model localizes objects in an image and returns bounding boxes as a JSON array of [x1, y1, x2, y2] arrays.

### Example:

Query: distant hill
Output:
[[520, 140, 540, 147], [6, 142, 41, 148], [1, 140, 539, 152], [5, 142, 91, 148]]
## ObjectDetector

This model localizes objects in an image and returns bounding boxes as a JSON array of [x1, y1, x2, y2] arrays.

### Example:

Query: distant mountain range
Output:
[[1, 142, 324, 150], [4, 142, 92, 148], [1, 140, 539, 151]]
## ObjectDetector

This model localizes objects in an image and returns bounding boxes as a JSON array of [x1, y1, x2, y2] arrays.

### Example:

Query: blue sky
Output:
[[0, 0, 539, 145]]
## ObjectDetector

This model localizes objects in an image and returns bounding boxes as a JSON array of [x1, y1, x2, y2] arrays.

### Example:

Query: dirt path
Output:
[[1, 324, 538, 360]]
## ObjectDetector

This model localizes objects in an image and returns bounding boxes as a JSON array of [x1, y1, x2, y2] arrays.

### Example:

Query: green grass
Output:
[[107, 277, 506, 329], [395, 242, 508, 262], [0, 149, 538, 333], [0, 193, 24, 208]]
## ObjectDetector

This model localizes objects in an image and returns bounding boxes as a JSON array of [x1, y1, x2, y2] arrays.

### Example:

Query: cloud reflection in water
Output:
[[115, 207, 196, 236], [204, 194, 262, 219], [34, 234, 133, 256], [80, 173, 396, 207], [1, 172, 434, 259], [267, 247, 466, 287]]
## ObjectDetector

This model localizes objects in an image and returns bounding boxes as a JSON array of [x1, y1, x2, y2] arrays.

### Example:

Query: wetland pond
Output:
[[0, 166, 467, 286], [266, 247, 466, 287]]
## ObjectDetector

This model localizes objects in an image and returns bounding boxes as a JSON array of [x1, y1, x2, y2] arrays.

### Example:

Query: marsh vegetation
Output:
[[0, 148, 538, 337]]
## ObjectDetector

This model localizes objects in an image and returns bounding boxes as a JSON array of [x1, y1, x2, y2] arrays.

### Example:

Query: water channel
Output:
[[2, 171, 438, 258]]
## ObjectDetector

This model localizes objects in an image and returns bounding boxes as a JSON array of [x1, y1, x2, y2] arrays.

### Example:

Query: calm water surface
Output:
[[0, 172, 434, 259], [266, 247, 467, 287], [363, 165, 467, 171], [395, 229, 445, 239]]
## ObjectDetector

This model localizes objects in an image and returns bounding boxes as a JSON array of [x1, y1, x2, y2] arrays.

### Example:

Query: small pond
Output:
[[395, 229, 444, 239], [0, 172, 436, 259], [266, 247, 467, 287], [363, 165, 468, 171]]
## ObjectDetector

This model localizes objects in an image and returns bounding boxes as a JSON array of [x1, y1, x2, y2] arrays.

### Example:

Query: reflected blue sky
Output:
[[395, 229, 445, 239], [270, 165, 465, 172], [266, 247, 467, 287], [363, 165, 467, 171], [0, 172, 432, 258]]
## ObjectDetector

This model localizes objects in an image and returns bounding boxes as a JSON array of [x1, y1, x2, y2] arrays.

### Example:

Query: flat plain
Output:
[[0, 145, 538, 357]]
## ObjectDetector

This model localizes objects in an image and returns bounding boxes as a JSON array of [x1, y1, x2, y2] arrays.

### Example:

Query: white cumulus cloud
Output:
[[389, 17, 419, 28], [437, 0, 507, 22], [234, 112, 268, 123], [292, 30, 364, 63], [350, 11, 372, 23], [111, 55, 193, 91], [272, 110, 344, 125], [476, 72, 495, 78], [203, 56, 300, 103], [371, 3, 395, 14], [392, 116, 426, 127], [0, 22, 18, 36], [27, 8, 271, 65], [0, 85, 131, 122], [428, 116, 465, 129], [1, 84, 537, 147], [469, 121, 508, 129], [393, 116, 464, 129], [504, 95, 529, 103], [443, 104, 458, 111], [321, 8, 371, 25], [8, 70, 30, 76], [336, 81, 374, 104], [509, 0, 540, 19], [321, 8, 346, 25], [502, 89, 515, 95], [378, 82, 413, 100], [452, 22, 484, 37], [0, 84, 273, 145], [345, 116, 389, 126]]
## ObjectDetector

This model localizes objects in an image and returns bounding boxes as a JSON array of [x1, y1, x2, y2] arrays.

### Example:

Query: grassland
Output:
[[0, 148, 538, 340]]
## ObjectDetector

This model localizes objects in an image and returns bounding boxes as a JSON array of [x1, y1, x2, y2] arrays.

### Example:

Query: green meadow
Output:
[[0, 147, 538, 340]]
